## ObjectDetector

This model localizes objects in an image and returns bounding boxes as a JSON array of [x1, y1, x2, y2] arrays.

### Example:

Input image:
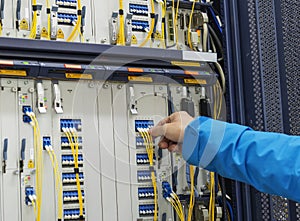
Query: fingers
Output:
[[157, 136, 182, 153], [149, 125, 165, 137]]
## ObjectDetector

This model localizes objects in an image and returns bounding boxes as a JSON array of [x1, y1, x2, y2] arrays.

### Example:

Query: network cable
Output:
[[138, 127, 158, 220], [25, 110, 44, 221], [139, 0, 155, 47], [63, 126, 84, 219], [162, 181, 184, 221], [187, 0, 196, 50], [29, 0, 38, 39], [45, 143, 63, 220], [46, 0, 51, 39], [118, 0, 125, 45], [67, 0, 83, 42]]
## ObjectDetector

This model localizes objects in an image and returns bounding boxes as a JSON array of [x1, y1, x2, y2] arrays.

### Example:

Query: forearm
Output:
[[182, 117, 300, 202]]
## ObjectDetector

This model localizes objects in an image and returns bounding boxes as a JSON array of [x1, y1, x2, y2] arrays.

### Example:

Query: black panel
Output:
[[224, 0, 300, 220]]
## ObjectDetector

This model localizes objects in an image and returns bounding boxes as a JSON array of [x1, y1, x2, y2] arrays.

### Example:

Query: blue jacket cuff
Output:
[[182, 116, 226, 168]]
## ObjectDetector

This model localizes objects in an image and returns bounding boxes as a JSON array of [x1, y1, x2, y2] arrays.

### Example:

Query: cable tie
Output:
[[74, 168, 80, 174], [78, 10, 82, 15], [32, 5, 38, 11], [47, 8, 50, 14], [150, 13, 155, 18], [149, 166, 155, 172], [162, 18, 165, 23], [119, 9, 124, 15], [79, 215, 84, 220]]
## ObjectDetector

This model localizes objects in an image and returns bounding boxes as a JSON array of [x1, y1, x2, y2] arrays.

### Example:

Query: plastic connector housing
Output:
[[22, 105, 32, 114], [60, 119, 82, 132], [135, 120, 154, 132], [129, 3, 148, 16], [137, 170, 153, 182], [62, 154, 84, 166], [62, 172, 84, 184], [138, 187, 155, 200], [139, 204, 156, 216], [63, 190, 85, 202], [63, 208, 85, 220], [43, 136, 51, 150], [132, 20, 149, 32]]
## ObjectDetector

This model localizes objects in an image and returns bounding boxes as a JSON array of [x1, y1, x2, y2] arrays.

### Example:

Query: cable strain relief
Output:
[[74, 168, 80, 174], [149, 166, 155, 172]]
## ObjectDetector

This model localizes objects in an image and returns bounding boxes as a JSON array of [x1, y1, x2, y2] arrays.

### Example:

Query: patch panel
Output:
[[129, 3, 148, 16], [56, 0, 77, 8], [136, 153, 150, 164], [63, 208, 85, 220], [63, 190, 85, 202], [58, 13, 78, 25], [137, 170, 153, 182], [132, 20, 149, 32], [60, 119, 82, 131], [139, 204, 156, 216], [61, 136, 83, 149], [62, 172, 84, 184], [135, 120, 154, 132], [136, 153, 155, 165], [62, 154, 84, 166], [138, 187, 154, 200]]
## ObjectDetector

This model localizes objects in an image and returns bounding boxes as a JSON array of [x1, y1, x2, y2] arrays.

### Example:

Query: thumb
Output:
[[149, 125, 165, 137]]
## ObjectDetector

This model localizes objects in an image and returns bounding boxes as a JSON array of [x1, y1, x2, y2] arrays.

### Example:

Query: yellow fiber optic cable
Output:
[[118, 0, 125, 45], [174, 0, 179, 48], [188, 165, 195, 221], [29, 0, 38, 39], [188, 0, 196, 50], [46, 0, 51, 39], [52, 151, 63, 219], [67, 0, 82, 42], [139, 0, 155, 47]]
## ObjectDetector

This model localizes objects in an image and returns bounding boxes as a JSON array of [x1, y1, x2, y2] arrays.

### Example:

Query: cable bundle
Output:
[[44, 143, 63, 220], [67, 0, 83, 42], [162, 181, 184, 221], [25, 109, 44, 221], [139, 0, 155, 47], [137, 127, 158, 221], [29, 0, 38, 39], [63, 126, 84, 219]]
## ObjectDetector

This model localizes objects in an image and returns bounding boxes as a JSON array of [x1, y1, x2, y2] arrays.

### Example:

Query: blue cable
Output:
[[226, 200, 234, 221], [208, 7, 222, 34]]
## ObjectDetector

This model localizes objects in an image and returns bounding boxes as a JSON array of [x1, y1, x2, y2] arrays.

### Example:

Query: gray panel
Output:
[[111, 83, 133, 221], [97, 82, 118, 221], [17, 79, 37, 221], [0, 78, 20, 221]]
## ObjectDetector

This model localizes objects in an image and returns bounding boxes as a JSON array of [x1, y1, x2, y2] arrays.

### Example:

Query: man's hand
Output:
[[149, 111, 194, 153]]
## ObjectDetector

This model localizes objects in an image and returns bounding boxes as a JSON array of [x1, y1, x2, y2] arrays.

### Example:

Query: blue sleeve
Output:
[[182, 116, 300, 202]]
